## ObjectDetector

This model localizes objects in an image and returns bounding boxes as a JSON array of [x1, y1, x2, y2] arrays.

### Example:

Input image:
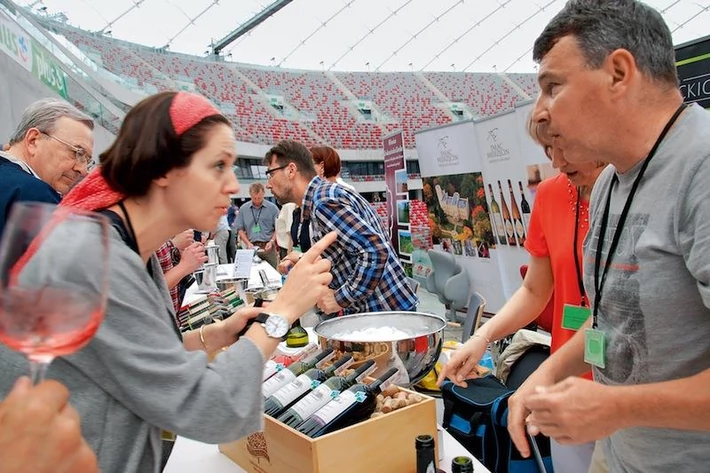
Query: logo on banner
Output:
[[485, 127, 511, 162], [17, 35, 29, 62], [436, 136, 460, 166]]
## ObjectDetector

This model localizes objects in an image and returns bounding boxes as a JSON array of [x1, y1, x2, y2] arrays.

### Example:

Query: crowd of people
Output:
[[0, 1, 708, 472]]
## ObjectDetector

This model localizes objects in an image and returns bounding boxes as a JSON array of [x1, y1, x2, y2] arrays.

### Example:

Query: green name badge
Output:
[[562, 304, 591, 331], [252, 224, 261, 233], [584, 328, 606, 369]]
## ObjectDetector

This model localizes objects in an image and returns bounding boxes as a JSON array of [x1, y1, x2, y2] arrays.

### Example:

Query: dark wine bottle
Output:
[[285, 319, 309, 348], [264, 355, 353, 417], [262, 348, 334, 398], [451, 456, 474, 473], [297, 367, 399, 438], [416, 434, 437, 473], [277, 359, 377, 429]]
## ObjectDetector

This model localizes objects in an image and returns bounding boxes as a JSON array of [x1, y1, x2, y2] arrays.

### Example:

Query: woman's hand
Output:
[[220, 306, 263, 346], [268, 232, 336, 323], [436, 334, 489, 387]]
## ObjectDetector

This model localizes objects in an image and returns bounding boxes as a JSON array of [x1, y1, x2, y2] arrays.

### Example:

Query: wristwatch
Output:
[[254, 312, 290, 339]]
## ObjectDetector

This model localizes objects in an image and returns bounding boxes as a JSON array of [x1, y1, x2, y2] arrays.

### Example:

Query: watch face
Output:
[[264, 315, 290, 338]]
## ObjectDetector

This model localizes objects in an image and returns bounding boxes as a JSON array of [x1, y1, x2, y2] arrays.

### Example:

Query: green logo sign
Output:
[[31, 40, 68, 99]]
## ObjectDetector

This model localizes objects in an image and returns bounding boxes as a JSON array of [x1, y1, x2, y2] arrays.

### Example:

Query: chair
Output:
[[460, 292, 486, 343], [425, 250, 470, 322], [519, 265, 554, 332]]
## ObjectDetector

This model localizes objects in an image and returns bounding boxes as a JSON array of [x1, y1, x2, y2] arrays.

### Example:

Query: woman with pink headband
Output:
[[0, 91, 336, 473]]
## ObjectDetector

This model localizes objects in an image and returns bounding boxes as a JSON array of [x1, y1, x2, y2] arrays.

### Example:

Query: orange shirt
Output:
[[524, 174, 592, 378]]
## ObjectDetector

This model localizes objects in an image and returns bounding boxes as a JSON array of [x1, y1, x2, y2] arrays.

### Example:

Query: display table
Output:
[[164, 427, 490, 473], [172, 261, 491, 472], [183, 262, 282, 306]]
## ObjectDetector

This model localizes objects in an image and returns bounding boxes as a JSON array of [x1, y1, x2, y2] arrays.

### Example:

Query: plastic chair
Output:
[[425, 250, 470, 321], [460, 292, 486, 343]]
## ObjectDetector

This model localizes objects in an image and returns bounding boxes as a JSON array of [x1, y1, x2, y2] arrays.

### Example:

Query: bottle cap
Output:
[[451, 455, 474, 472], [415, 434, 434, 450]]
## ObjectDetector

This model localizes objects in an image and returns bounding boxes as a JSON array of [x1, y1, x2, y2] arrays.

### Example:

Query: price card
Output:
[[233, 249, 255, 279]]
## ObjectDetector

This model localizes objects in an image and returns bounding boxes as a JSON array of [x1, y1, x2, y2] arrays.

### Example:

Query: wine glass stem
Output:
[[29, 360, 51, 385]]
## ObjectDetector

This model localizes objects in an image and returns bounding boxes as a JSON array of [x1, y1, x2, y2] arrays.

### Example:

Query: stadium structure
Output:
[[0, 0, 707, 198]]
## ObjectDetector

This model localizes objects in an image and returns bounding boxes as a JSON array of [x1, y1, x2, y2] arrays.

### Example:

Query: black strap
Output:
[[572, 188, 587, 307], [118, 201, 139, 255], [250, 205, 263, 228], [592, 103, 686, 328]]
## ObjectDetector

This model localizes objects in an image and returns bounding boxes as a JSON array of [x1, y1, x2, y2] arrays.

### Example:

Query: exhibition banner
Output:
[[383, 130, 407, 259], [676, 35, 710, 109], [415, 101, 551, 312]]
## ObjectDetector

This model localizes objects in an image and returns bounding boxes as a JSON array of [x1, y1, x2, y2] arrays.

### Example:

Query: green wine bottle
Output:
[[286, 319, 309, 348], [264, 355, 353, 417], [277, 359, 376, 429]]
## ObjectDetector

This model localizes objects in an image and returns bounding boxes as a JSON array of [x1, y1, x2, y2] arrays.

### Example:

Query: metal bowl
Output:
[[244, 286, 280, 305], [313, 311, 445, 387], [216, 278, 249, 297]]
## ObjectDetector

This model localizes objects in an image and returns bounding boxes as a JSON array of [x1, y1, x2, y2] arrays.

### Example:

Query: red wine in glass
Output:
[[0, 202, 110, 384]]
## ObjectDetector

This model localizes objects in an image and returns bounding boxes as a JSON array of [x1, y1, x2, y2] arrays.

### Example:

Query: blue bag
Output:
[[441, 374, 553, 473]]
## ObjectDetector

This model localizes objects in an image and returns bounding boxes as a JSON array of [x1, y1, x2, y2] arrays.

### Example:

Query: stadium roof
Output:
[[19, 0, 710, 73]]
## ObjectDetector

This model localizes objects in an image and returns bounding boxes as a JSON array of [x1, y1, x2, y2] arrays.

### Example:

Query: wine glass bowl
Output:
[[0, 202, 110, 383]]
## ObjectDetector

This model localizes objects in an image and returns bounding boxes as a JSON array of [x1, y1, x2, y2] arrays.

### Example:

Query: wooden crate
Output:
[[219, 388, 437, 473]]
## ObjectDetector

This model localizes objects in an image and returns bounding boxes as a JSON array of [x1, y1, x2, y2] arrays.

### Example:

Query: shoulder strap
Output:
[[99, 209, 137, 254]]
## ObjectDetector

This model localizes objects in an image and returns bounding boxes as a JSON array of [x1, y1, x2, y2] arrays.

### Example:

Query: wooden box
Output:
[[219, 387, 437, 473]]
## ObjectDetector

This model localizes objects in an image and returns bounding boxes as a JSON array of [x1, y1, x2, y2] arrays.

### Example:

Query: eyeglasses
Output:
[[40, 131, 90, 165], [265, 164, 288, 180]]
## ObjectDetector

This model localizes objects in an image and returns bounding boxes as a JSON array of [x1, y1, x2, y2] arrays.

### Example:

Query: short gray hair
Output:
[[9, 98, 94, 145], [533, 0, 678, 87]]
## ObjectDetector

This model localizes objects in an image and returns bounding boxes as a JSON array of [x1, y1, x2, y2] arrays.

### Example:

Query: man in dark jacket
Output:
[[0, 98, 93, 237]]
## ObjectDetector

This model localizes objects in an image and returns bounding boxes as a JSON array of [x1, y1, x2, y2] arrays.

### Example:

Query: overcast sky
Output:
[[19, 0, 710, 73]]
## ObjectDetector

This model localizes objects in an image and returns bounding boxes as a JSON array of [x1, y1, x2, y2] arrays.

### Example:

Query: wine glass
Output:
[[0, 202, 110, 384]]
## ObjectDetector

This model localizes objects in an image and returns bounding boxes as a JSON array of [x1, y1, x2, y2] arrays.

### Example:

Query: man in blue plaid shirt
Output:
[[265, 140, 417, 315]]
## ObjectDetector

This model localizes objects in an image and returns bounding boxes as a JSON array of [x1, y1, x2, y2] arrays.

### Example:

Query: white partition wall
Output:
[[415, 100, 553, 312]]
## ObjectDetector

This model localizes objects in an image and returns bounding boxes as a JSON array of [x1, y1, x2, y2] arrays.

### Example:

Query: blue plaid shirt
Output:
[[301, 177, 418, 314]]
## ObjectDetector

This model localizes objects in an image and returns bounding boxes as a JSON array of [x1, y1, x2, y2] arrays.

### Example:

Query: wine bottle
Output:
[[508, 179, 526, 246], [487, 183, 506, 246], [262, 348, 334, 398], [416, 434, 438, 473], [262, 343, 318, 381], [264, 355, 354, 418], [518, 181, 531, 234], [277, 359, 377, 429], [297, 367, 399, 438], [498, 180, 517, 246], [451, 456, 474, 473], [286, 319, 309, 348]]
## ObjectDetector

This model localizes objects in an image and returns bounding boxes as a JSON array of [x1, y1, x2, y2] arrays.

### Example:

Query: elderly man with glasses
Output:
[[0, 98, 94, 236]]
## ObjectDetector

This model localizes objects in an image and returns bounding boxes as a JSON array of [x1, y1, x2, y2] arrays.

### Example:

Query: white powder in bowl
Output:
[[330, 326, 414, 342]]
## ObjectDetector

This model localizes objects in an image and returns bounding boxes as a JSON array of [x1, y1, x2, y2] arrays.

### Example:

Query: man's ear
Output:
[[24, 128, 43, 155], [605, 48, 636, 96]]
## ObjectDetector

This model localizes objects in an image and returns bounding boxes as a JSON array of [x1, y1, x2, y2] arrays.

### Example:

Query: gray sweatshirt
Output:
[[0, 225, 266, 473]]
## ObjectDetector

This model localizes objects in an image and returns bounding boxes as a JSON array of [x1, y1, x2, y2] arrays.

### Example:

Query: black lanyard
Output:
[[592, 103, 686, 328], [250, 205, 263, 227], [118, 200, 140, 255], [572, 187, 587, 307]]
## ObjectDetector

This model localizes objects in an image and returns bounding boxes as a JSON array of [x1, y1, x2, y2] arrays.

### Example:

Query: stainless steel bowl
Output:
[[244, 286, 280, 305], [313, 311, 445, 386], [216, 278, 249, 299]]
